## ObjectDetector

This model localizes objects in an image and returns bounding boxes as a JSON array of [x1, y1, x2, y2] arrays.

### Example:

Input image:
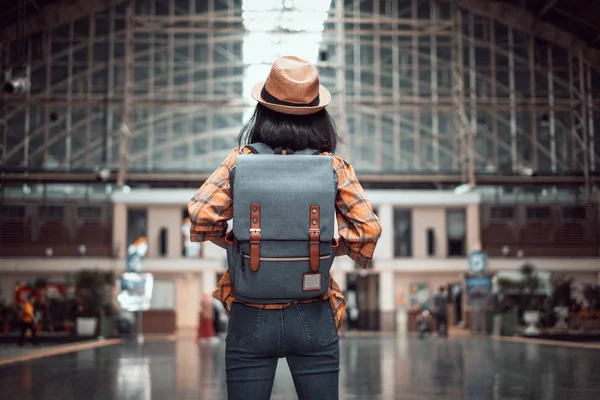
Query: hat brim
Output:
[[251, 81, 331, 116]]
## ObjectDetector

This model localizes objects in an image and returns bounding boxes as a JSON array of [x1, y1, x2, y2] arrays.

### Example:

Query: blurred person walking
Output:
[[433, 286, 449, 338], [188, 56, 381, 400], [18, 295, 38, 346]]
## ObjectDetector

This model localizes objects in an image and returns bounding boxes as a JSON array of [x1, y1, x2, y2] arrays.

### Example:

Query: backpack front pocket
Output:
[[232, 253, 334, 303]]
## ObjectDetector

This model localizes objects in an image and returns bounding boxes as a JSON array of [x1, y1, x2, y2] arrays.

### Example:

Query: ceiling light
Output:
[[453, 184, 472, 194], [2, 77, 31, 94]]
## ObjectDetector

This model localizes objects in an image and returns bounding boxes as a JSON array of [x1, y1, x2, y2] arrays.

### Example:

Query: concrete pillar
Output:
[[0, 276, 17, 303], [202, 241, 226, 261], [175, 275, 201, 332], [466, 204, 481, 253], [202, 271, 217, 296], [394, 273, 410, 335], [379, 270, 395, 331], [374, 204, 394, 260], [112, 203, 127, 259], [147, 206, 183, 258], [331, 270, 347, 293]]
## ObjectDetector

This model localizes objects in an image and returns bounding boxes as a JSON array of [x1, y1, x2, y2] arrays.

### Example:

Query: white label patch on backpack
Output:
[[302, 273, 322, 291]]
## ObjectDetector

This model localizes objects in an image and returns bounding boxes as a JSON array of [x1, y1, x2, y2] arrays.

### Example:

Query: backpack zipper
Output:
[[242, 254, 330, 262], [236, 242, 244, 271]]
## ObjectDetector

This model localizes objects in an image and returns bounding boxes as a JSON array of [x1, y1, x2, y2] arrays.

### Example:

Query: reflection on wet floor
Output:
[[1, 335, 600, 399]]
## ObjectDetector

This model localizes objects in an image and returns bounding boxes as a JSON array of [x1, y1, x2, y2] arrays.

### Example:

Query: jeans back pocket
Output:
[[294, 301, 338, 347], [227, 302, 262, 347]]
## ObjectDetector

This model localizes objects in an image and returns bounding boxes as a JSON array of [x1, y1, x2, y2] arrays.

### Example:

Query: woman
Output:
[[188, 56, 381, 400]]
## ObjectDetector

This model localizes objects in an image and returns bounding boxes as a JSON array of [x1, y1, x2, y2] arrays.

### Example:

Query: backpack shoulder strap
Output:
[[245, 143, 274, 154], [246, 143, 321, 155], [231, 143, 272, 194], [294, 148, 322, 155]]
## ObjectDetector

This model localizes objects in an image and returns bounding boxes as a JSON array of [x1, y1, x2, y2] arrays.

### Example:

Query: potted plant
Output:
[[495, 277, 521, 336], [64, 297, 79, 334], [582, 284, 600, 331], [520, 263, 543, 335], [74, 269, 116, 336], [0, 298, 8, 333], [583, 284, 600, 313], [99, 302, 117, 338], [1, 286, 19, 334], [549, 273, 573, 330]]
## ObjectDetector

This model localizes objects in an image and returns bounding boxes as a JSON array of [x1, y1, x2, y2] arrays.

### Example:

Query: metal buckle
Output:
[[250, 228, 261, 245]]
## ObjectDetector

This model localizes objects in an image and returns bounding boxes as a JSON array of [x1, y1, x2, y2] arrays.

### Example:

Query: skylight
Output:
[[241, 0, 332, 120]]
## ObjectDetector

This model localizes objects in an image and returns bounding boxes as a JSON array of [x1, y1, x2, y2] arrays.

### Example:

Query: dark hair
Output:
[[439, 286, 445, 293], [237, 104, 343, 153]]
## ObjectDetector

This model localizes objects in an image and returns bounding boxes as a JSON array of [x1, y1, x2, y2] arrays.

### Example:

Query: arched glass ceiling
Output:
[[1, 0, 599, 188]]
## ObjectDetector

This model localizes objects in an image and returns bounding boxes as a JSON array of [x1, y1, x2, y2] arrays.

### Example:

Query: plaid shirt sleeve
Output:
[[188, 147, 251, 242], [332, 155, 382, 268]]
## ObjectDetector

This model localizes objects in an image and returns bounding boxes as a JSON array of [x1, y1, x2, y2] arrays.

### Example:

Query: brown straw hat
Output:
[[251, 56, 331, 116]]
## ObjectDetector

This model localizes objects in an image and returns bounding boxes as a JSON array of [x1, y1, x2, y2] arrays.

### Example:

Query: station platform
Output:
[[1, 333, 599, 399]]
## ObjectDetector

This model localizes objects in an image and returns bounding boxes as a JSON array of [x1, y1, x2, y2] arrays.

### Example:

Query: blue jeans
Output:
[[225, 300, 340, 400]]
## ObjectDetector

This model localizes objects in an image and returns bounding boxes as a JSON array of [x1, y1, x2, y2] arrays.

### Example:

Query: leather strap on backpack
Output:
[[309, 205, 320, 272], [274, 146, 294, 155], [250, 204, 261, 271]]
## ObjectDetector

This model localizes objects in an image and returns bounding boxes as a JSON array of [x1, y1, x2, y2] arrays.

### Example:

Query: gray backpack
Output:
[[226, 143, 338, 304]]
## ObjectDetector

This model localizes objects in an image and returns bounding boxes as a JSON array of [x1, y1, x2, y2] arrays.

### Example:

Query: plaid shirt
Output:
[[188, 147, 381, 328]]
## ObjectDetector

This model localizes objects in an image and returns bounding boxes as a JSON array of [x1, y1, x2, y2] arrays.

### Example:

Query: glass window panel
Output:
[[491, 206, 514, 220], [562, 206, 586, 220], [447, 209, 466, 256], [394, 209, 412, 257], [77, 206, 102, 220], [526, 207, 551, 221], [127, 209, 148, 246]]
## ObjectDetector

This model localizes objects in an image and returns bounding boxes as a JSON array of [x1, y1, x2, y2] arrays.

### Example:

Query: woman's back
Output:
[[187, 56, 381, 400]]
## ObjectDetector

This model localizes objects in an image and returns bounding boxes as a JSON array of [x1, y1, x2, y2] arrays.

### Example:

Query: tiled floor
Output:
[[1, 334, 600, 399], [0, 344, 47, 358]]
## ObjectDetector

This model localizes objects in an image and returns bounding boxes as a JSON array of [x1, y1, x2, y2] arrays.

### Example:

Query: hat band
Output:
[[261, 86, 320, 108]]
